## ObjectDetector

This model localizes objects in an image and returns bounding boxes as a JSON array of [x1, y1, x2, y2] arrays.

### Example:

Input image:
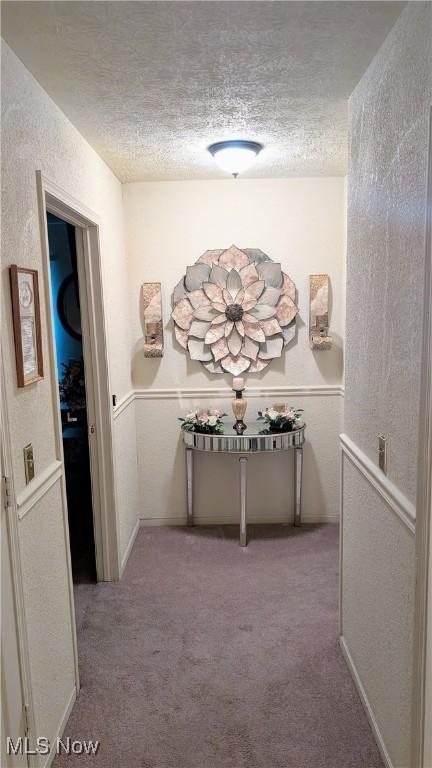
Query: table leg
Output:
[[239, 456, 247, 547], [186, 448, 193, 526], [294, 447, 303, 526]]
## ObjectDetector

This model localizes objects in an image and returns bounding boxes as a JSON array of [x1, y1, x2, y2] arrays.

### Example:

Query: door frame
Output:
[[36, 172, 120, 583], [412, 106, 432, 768], [1, 349, 37, 766]]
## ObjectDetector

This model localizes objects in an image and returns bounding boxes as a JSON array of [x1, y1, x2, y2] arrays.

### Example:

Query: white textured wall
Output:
[[124, 178, 345, 389], [345, 2, 432, 503], [2, 45, 133, 489], [343, 4, 432, 766], [1, 43, 139, 755], [123, 178, 345, 523]]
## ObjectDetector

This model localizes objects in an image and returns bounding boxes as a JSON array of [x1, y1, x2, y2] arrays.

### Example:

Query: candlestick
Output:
[[232, 385, 247, 434], [232, 376, 245, 391]]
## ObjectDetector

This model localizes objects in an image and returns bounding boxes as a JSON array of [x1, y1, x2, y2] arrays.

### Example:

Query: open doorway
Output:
[[37, 172, 120, 594], [46, 213, 97, 591]]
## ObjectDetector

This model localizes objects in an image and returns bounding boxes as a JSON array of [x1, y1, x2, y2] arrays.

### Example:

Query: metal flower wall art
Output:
[[171, 245, 298, 375]]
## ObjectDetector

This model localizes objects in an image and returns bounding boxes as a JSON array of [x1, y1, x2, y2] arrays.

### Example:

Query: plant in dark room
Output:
[[59, 358, 86, 411]]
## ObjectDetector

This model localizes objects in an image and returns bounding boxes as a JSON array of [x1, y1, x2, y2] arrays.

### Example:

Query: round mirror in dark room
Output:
[[57, 273, 82, 341]]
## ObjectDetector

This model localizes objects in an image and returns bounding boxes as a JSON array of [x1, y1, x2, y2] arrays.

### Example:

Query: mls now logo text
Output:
[[7, 736, 100, 756]]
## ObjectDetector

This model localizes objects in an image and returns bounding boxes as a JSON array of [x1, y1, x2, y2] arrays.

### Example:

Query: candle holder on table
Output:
[[232, 388, 247, 434]]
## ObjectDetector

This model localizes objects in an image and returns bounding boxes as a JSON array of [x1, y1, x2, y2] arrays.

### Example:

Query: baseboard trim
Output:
[[120, 518, 140, 576], [44, 686, 77, 768], [135, 384, 344, 400], [139, 516, 339, 526], [16, 459, 63, 520], [339, 636, 394, 768], [340, 433, 415, 535]]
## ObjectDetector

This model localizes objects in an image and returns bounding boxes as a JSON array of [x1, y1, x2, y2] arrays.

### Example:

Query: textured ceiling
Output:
[[2, 1, 404, 181]]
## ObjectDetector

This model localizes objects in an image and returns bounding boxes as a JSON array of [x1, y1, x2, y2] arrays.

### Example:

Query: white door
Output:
[[425, 524, 432, 768], [1, 454, 29, 767]]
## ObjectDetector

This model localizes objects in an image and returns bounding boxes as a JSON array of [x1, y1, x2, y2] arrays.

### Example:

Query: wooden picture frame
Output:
[[10, 265, 44, 387]]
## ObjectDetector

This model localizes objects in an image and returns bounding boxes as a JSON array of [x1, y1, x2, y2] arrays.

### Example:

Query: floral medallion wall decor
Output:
[[171, 245, 298, 375]]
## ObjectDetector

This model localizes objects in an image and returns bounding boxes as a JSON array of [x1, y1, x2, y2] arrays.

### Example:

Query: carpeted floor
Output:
[[54, 524, 384, 768]]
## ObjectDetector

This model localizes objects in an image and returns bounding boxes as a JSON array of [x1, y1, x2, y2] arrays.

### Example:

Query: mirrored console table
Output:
[[182, 422, 305, 547]]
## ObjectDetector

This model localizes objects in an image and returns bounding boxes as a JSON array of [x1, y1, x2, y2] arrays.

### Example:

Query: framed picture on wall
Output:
[[10, 265, 44, 387]]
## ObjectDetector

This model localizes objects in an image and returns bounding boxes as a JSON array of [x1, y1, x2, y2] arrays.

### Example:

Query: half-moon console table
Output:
[[182, 423, 305, 547]]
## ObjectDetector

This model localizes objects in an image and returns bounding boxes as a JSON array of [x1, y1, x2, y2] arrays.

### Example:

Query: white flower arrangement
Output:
[[257, 406, 304, 433], [179, 408, 227, 434]]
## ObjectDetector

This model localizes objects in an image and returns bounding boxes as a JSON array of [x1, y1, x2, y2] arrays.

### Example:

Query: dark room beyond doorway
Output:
[[47, 212, 96, 585]]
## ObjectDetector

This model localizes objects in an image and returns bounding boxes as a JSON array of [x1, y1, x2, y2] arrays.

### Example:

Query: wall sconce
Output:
[[142, 282, 163, 357], [309, 274, 332, 350]]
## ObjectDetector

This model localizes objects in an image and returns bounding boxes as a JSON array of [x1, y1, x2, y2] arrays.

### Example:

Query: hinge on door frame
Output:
[[2, 475, 12, 508]]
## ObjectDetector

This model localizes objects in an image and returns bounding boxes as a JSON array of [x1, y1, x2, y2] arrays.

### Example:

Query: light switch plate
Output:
[[378, 435, 387, 474], [23, 443, 35, 484]]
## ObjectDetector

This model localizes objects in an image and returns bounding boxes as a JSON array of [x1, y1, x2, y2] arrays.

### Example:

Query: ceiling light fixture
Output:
[[208, 140, 263, 178]]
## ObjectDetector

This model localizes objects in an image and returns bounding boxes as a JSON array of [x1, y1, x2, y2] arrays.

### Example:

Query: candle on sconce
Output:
[[232, 377, 245, 391]]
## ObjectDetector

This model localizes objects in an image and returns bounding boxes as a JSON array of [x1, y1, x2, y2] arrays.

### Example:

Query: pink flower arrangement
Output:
[[257, 406, 304, 433], [179, 408, 227, 434]]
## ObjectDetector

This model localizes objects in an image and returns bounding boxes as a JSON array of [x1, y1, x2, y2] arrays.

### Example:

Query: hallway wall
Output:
[[341, 3, 432, 766], [1, 43, 140, 763], [123, 178, 346, 524]]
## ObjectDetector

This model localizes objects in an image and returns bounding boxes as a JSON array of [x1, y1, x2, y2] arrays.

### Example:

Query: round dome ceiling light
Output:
[[208, 140, 263, 178]]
